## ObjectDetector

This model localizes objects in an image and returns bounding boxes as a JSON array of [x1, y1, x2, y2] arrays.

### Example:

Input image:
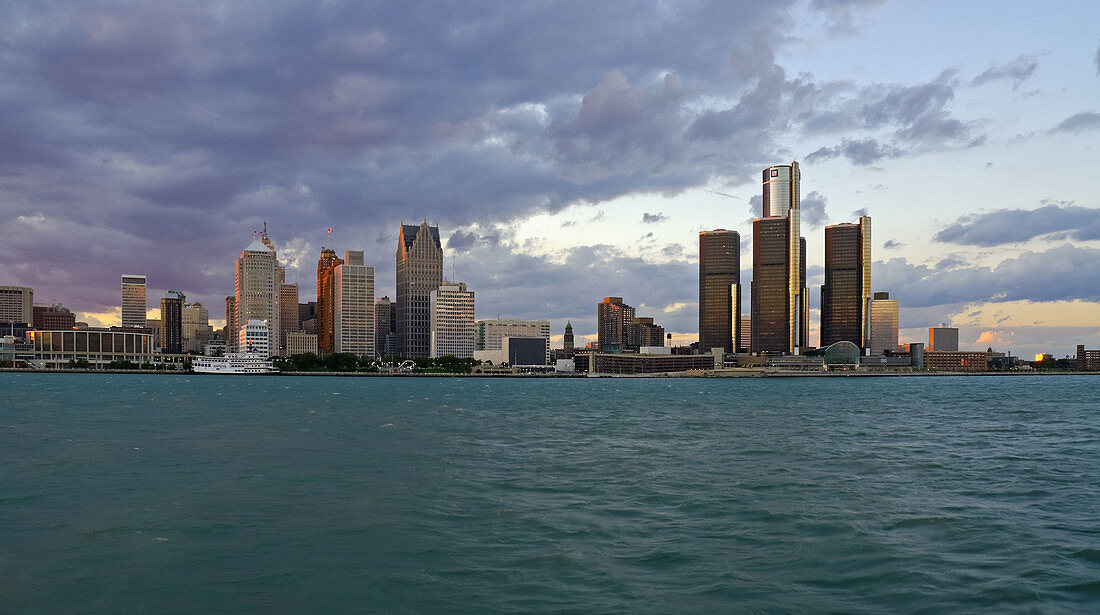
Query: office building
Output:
[[597, 296, 635, 351], [924, 350, 989, 372], [751, 162, 807, 354], [821, 216, 872, 348], [286, 331, 319, 356], [160, 289, 184, 354], [33, 304, 76, 330], [0, 286, 33, 325], [739, 315, 751, 353], [238, 319, 271, 356], [868, 292, 899, 355], [928, 325, 959, 352], [316, 247, 343, 355], [397, 222, 444, 358], [1076, 345, 1100, 371], [225, 296, 238, 352], [698, 229, 741, 353], [375, 297, 396, 357], [333, 250, 375, 357], [181, 301, 213, 353], [476, 318, 552, 364], [278, 283, 299, 354], [430, 282, 475, 358], [627, 316, 665, 350], [235, 236, 279, 356], [121, 275, 147, 328]]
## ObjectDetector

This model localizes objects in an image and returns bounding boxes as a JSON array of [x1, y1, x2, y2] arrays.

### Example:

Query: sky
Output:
[[1, 0, 1098, 358]]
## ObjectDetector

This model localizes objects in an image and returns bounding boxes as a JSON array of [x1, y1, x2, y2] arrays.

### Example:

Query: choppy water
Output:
[[2, 373, 1099, 613]]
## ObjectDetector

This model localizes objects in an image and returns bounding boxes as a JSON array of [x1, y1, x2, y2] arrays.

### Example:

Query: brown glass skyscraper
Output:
[[316, 247, 344, 355], [820, 216, 871, 348], [698, 229, 740, 353], [751, 162, 807, 354], [396, 222, 443, 358]]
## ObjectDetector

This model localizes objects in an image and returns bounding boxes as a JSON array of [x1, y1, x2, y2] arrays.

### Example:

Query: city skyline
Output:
[[1, 2, 1099, 358]]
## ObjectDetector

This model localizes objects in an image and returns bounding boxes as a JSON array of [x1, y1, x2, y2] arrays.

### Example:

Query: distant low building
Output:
[[25, 328, 155, 368], [924, 350, 989, 372], [590, 350, 715, 375], [33, 304, 76, 330]]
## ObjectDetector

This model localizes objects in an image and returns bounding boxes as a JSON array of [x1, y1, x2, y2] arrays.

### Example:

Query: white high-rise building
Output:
[[430, 282, 475, 358], [0, 286, 33, 324], [235, 236, 279, 356], [333, 250, 375, 357], [475, 318, 551, 364], [121, 275, 147, 328]]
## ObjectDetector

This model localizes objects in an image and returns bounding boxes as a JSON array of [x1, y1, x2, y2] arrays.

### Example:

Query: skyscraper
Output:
[[0, 286, 33, 325], [928, 325, 959, 352], [278, 283, 299, 354], [751, 162, 807, 354], [225, 296, 237, 352], [562, 322, 575, 358], [333, 250, 375, 357], [430, 282, 475, 358], [161, 289, 184, 354], [181, 301, 212, 353], [121, 274, 147, 328], [698, 229, 740, 353], [375, 296, 395, 357], [868, 291, 899, 355], [316, 247, 343, 355], [820, 216, 871, 348], [597, 297, 635, 351], [235, 236, 279, 356], [396, 222, 443, 358]]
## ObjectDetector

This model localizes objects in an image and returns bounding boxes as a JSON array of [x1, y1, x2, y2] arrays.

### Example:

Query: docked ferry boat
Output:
[[192, 353, 279, 375]]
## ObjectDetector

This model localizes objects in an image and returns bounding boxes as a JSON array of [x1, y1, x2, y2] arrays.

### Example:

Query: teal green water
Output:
[[2, 374, 1099, 613]]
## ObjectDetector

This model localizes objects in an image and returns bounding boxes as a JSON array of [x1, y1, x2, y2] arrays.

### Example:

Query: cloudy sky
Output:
[[2, 0, 1098, 357]]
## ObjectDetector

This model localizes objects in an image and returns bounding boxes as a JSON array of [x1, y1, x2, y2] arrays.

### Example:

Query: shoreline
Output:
[[2, 368, 1098, 378]]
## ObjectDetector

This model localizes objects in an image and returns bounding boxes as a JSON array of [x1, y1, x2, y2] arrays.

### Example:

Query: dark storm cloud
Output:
[[883, 240, 904, 249], [934, 204, 1100, 246], [1051, 111, 1100, 133], [876, 245, 1100, 308], [0, 0, 993, 317], [971, 54, 1039, 89]]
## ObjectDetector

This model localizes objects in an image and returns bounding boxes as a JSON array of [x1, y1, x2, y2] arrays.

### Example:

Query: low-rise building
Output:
[[287, 332, 319, 356], [24, 329, 155, 368], [590, 350, 715, 374], [924, 350, 989, 372]]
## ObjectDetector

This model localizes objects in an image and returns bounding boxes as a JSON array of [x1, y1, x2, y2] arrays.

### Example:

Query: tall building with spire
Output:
[[121, 274, 147, 328], [396, 222, 443, 358], [235, 235, 279, 357], [820, 216, 871, 348], [562, 322, 575, 358], [316, 247, 343, 355], [699, 229, 741, 353], [751, 162, 807, 354]]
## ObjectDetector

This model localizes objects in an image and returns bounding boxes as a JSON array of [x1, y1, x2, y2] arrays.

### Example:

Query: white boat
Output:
[[192, 353, 279, 375]]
